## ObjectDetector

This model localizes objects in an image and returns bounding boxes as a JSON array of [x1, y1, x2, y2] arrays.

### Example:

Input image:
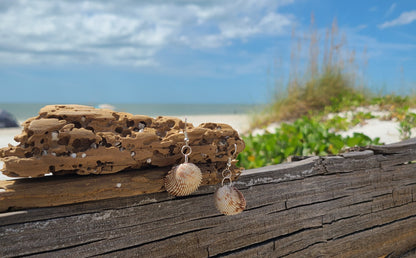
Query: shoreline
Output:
[[185, 114, 251, 133], [0, 103, 260, 122]]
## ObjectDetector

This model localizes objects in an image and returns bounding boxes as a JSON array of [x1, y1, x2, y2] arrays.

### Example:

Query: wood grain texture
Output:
[[0, 162, 241, 212], [0, 138, 415, 257]]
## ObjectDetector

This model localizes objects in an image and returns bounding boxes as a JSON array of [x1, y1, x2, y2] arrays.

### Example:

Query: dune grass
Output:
[[239, 16, 416, 169], [251, 16, 415, 128]]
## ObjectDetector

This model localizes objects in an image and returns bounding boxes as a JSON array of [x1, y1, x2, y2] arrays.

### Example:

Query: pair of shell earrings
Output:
[[164, 119, 246, 216]]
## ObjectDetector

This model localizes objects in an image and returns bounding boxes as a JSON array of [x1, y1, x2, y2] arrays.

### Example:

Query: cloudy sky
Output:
[[0, 0, 415, 104]]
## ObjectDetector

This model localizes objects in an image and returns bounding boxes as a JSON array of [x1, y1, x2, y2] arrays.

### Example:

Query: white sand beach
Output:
[[0, 127, 21, 148], [250, 108, 416, 145], [0, 127, 22, 180], [186, 114, 251, 133]]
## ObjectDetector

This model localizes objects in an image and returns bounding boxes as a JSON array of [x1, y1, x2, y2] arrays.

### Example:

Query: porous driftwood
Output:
[[0, 105, 244, 177], [1, 138, 416, 257]]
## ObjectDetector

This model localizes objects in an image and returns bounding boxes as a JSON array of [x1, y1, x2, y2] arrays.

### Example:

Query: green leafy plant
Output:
[[350, 111, 375, 126], [323, 115, 350, 132], [327, 92, 367, 113], [398, 109, 416, 140], [238, 116, 381, 169]]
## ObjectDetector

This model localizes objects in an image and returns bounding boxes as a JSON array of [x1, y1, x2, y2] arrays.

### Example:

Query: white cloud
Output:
[[379, 10, 416, 29], [385, 3, 397, 17], [356, 24, 368, 30], [0, 0, 295, 66], [219, 12, 293, 39]]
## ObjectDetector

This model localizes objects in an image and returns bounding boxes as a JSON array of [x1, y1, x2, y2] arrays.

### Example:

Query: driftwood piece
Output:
[[0, 139, 416, 257], [0, 105, 244, 177], [0, 163, 241, 212]]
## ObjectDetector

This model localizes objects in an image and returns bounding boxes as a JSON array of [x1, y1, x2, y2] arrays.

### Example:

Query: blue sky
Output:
[[0, 0, 415, 104]]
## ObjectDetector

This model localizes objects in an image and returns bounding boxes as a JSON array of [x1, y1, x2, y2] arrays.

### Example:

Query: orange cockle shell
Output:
[[164, 163, 202, 196], [214, 184, 246, 215]]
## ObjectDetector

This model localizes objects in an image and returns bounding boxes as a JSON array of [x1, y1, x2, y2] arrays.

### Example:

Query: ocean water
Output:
[[0, 103, 261, 122]]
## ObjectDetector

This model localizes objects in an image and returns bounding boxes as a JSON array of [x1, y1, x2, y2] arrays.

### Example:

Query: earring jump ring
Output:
[[181, 145, 192, 156], [221, 176, 232, 186], [222, 168, 232, 178]]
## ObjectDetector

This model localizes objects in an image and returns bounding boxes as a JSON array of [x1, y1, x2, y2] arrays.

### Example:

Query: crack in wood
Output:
[[94, 226, 215, 256], [329, 214, 416, 241], [187, 213, 224, 222], [283, 195, 349, 212], [209, 225, 324, 257], [280, 240, 327, 257], [372, 192, 392, 198], [346, 184, 372, 191], [6, 238, 106, 257], [324, 214, 363, 227], [238, 171, 318, 187], [243, 202, 275, 212]]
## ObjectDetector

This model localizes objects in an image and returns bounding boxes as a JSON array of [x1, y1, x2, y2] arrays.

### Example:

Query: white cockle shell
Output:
[[164, 163, 202, 196], [214, 185, 246, 215]]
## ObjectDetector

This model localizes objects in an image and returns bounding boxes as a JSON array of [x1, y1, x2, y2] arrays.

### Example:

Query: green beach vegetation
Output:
[[238, 17, 416, 169]]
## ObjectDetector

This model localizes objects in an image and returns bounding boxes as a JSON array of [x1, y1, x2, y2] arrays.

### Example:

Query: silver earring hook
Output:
[[227, 143, 238, 167], [222, 143, 238, 186], [183, 117, 189, 143], [181, 117, 191, 163]]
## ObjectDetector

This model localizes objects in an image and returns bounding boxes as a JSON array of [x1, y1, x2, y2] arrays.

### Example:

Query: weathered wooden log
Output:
[[0, 139, 415, 257], [0, 105, 244, 178]]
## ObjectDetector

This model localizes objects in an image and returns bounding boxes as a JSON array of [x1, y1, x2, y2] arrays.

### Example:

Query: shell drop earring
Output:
[[164, 118, 202, 196], [214, 144, 246, 215]]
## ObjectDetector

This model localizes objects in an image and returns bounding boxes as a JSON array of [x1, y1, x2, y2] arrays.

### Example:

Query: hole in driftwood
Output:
[[58, 136, 70, 145], [112, 113, 120, 120], [32, 147, 41, 156], [73, 121, 82, 128], [167, 120, 175, 128], [72, 138, 94, 152], [121, 129, 131, 137], [126, 120, 135, 127]]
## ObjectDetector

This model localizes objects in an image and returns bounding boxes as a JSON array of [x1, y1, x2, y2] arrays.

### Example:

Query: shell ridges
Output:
[[164, 163, 202, 196]]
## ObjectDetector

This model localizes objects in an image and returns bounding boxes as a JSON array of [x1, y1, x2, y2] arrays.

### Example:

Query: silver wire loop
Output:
[[221, 176, 232, 186], [222, 168, 232, 179], [181, 145, 192, 163], [181, 145, 192, 156]]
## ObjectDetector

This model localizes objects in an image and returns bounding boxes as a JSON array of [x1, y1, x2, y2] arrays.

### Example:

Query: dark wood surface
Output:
[[0, 138, 415, 257]]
